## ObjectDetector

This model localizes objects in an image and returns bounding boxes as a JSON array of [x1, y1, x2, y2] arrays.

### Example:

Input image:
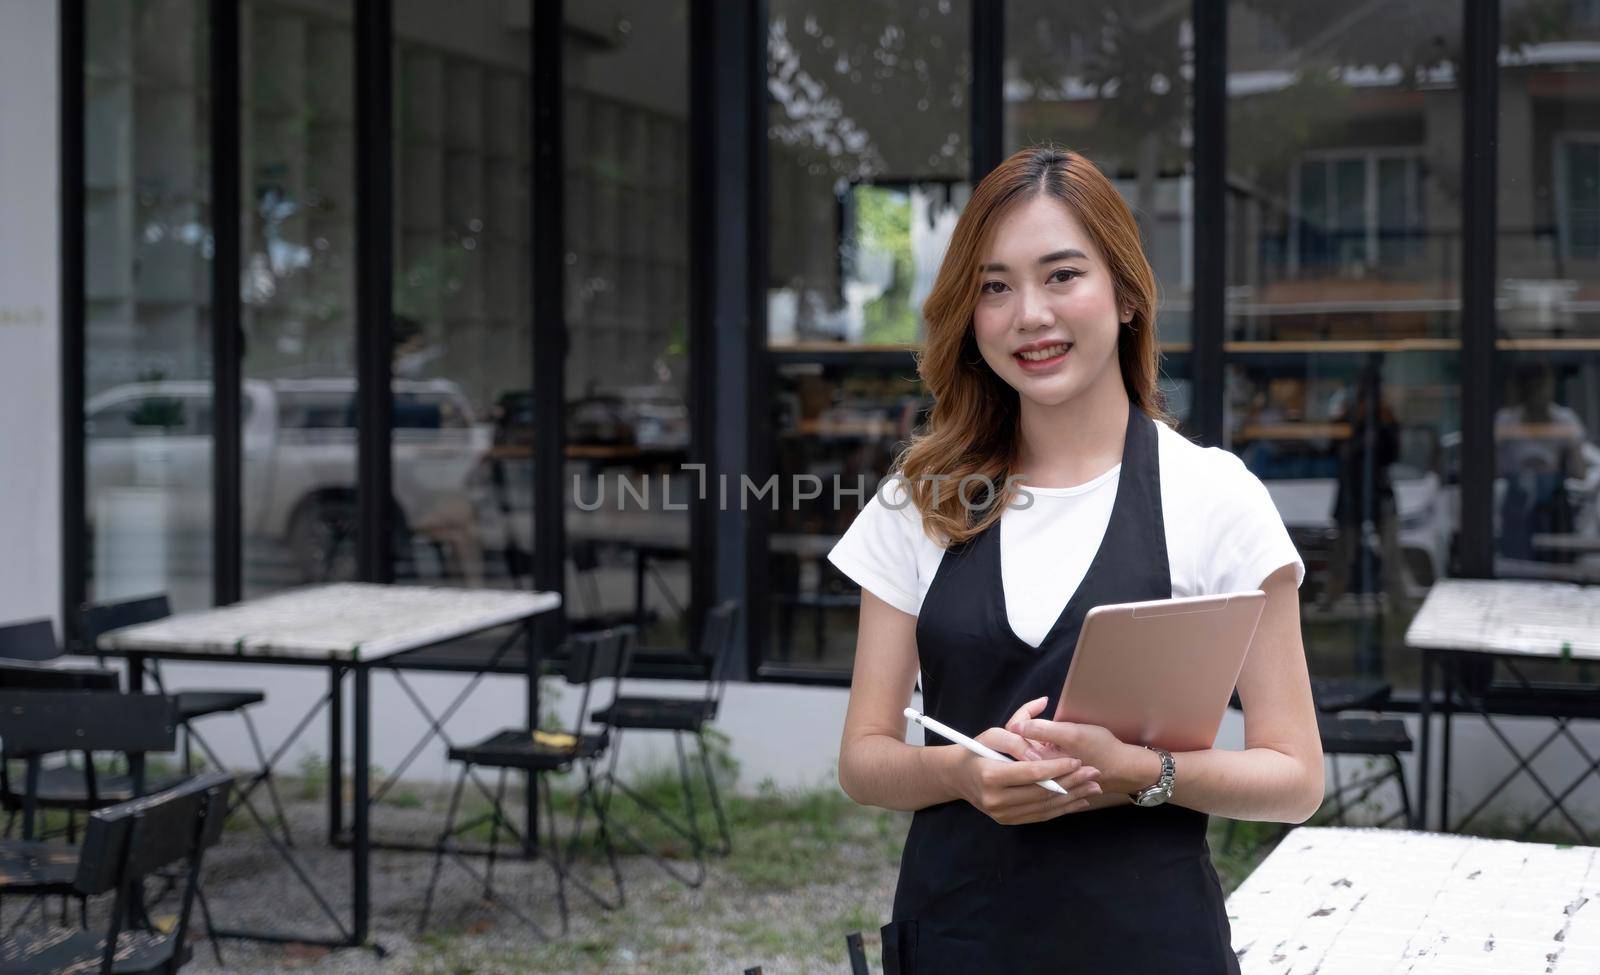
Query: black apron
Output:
[[883, 405, 1239, 974]]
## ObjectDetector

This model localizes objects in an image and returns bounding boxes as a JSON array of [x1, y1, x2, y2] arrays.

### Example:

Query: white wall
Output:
[[0, 0, 61, 632]]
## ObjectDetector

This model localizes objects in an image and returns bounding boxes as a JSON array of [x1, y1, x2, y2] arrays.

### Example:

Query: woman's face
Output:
[[971, 194, 1128, 409]]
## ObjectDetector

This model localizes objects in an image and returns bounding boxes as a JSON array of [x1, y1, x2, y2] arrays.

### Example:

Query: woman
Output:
[[828, 146, 1323, 973]]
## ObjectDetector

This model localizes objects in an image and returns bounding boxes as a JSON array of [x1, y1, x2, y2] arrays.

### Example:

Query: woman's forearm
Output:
[[1131, 744, 1322, 823], [839, 734, 966, 812]]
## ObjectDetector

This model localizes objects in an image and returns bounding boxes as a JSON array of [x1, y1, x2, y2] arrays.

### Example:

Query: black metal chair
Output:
[[420, 626, 637, 936], [0, 690, 179, 842], [78, 596, 293, 845], [588, 600, 738, 889], [746, 931, 870, 974], [0, 663, 123, 849], [0, 770, 232, 974], [0, 691, 184, 936]]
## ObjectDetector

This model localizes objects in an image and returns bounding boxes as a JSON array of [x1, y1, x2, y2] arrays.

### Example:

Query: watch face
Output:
[[1135, 788, 1166, 807]]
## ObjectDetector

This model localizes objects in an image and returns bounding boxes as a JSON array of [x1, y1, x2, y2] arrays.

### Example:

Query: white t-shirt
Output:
[[826, 420, 1305, 648]]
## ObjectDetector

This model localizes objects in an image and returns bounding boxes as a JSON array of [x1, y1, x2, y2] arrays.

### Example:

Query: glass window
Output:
[[1004, 0, 1194, 429], [84, 0, 213, 611], [1495, 2, 1600, 588], [240, 0, 358, 594], [1225, 1, 1463, 684], [764, 0, 969, 673], [391, 0, 533, 590], [563, 1, 693, 646]]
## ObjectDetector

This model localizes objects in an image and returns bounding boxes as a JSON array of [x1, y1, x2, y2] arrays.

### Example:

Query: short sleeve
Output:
[[1206, 451, 1306, 593], [827, 476, 926, 617]]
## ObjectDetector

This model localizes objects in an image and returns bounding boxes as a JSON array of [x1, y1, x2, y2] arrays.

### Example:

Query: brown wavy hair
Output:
[[896, 145, 1168, 547]]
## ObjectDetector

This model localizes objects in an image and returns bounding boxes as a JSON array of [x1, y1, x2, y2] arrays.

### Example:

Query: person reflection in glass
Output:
[[1320, 367, 1405, 610], [1496, 362, 1589, 562]]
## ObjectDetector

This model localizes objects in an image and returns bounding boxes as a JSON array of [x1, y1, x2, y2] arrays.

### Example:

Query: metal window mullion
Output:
[[688, 0, 714, 660], [531, 0, 565, 608], [211, 0, 242, 606], [355, 0, 394, 584], [970, 0, 1005, 180], [1459, 0, 1498, 580], [61, 0, 87, 641], [1191, 0, 1226, 446]]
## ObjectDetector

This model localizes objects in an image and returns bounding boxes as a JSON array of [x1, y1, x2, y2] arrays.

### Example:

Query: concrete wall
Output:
[[0, 0, 62, 634]]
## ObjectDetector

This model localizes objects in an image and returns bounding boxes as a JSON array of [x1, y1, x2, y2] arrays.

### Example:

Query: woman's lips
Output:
[[1013, 343, 1072, 372]]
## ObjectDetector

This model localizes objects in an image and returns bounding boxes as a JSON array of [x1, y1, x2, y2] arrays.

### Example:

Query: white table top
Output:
[[1404, 578, 1600, 661], [1229, 826, 1600, 974], [94, 583, 562, 663]]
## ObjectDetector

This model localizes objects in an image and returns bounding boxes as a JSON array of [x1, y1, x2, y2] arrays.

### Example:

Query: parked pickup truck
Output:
[[86, 377, 489, 582]]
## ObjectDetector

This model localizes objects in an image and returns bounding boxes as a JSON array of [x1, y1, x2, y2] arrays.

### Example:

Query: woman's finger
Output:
[[973, 725, 1037, 762], [989, 754, 1081, 787], [1010, 792, 1092, 824], [1003, 696, 1050, 733], [1053, 766, 1102, 794]]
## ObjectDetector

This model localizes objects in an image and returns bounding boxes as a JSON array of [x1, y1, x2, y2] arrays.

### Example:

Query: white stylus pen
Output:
[[904, 707, 1070, 796]]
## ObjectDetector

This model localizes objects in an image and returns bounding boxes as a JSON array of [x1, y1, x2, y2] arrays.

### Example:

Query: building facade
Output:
[[39, 0, 1600, 703]]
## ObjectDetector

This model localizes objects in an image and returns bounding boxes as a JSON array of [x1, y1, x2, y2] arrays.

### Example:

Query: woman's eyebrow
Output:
[[979, 248, 1089, 272]]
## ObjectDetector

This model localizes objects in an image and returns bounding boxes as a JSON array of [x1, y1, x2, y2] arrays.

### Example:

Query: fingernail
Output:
[[1024, 748, 1041, 761], [1088, 784, 1102, 795]]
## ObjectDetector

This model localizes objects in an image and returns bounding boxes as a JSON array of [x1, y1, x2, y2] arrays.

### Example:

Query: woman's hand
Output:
[[1002, 697, 1155, 797], [942, 727, 1103, 825]]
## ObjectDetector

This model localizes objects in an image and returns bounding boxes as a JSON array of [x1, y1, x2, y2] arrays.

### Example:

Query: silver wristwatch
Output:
[[1130, 746, 1175, 807]]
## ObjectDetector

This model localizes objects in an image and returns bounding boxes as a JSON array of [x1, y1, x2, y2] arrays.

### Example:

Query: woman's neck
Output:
[[1013, 370, 1131, 489]]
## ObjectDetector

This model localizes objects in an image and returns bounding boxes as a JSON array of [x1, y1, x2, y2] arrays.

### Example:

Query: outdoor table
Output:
[[1406, 578, 1600, 840], [1228, 826, 1600, 973], [91, 582, 561, 952]]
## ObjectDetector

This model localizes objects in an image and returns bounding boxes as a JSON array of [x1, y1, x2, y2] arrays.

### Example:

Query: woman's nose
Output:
[[1017, 285, 1053, 329]]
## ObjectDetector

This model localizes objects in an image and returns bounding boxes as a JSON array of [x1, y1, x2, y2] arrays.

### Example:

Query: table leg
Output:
[[1417, 648, 1432, 831], [525, 618, 540, 858], [329, 665, 344, 846], [352, 665, 370, 946], [1441, 650, 1455, 832]]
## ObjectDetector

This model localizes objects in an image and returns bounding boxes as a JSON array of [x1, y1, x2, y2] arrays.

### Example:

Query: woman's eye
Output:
[[1050, 268, 1082, 284], [980, 280, 1008, 295]]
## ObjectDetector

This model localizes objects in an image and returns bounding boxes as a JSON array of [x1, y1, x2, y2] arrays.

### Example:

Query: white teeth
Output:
[[1017, 343, 1070, 362]]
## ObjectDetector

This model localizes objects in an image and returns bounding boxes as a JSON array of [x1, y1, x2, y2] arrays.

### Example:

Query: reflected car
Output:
[[85, 377, 488, 582]]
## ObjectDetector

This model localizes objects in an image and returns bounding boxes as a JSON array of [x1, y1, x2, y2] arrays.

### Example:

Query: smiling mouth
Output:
[[1015, 342, 1072, 363]]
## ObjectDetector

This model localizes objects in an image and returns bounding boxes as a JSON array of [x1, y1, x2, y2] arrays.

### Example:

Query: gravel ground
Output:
[[11, 774, 1300, 974], [18, 778, 906, 975]]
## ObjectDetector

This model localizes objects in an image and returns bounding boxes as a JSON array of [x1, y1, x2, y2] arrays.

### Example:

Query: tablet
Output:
[[1053, 590, 1266, 753]]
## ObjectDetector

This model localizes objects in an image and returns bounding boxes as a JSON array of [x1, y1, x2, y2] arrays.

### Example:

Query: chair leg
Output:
[[420, 765, 469, 932], [695, 730, 733, 856], [543, 772, 571, 935], [1394, 755, 1414, 829], [673, 732, 709, 886], [193, 876, 227, 968], [563, 762, 625, 911], [484, 769, 508, 902]]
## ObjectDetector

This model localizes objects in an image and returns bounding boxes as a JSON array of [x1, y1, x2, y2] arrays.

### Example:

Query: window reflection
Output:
[[387, 0, 532, 590], [1004, 0, 1194, 431], [1225, 1, 1463, 683], [1495, 3, 1600, 587], [84, 0, 213, 611], [562, 1, 692, 647], [239, 0, 359, 595], [765, 0, 968, 671]]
